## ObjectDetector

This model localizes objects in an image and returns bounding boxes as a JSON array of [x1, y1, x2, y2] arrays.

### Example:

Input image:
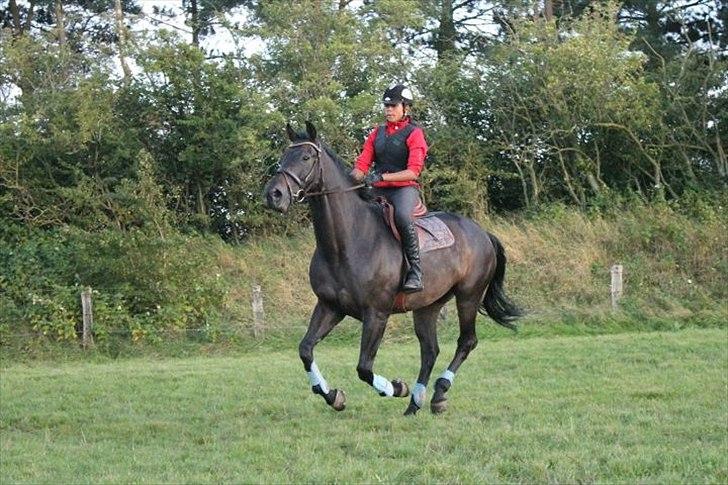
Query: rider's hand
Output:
[[349, 168, 365, 182], [364, 171, 384, 186]]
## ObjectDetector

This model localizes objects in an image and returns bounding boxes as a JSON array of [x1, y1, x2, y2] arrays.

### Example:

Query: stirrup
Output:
[[402, 274, 423, 293]]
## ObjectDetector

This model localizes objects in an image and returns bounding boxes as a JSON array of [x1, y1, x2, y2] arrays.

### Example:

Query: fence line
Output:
[[81, 287, 95, 349], [3, 324, 314, 340], [251, 283, 265, 338], [610, 264, 623, 310], [3, 266, 627, 342]]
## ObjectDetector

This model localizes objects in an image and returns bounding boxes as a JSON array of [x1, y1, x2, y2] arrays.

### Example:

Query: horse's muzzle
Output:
[[263, 176, 292, 213]]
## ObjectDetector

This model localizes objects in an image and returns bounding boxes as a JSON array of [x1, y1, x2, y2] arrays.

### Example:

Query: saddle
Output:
[[374, 197, 455, 313], [375, 196, 454, 253]]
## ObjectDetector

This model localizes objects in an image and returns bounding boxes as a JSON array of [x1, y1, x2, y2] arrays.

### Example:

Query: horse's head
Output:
[[264, 121, 322, 213]]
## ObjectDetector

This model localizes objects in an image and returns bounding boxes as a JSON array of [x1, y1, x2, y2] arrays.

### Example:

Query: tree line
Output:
[[1, 1, 725, 240], [0, 0, 725, 343]]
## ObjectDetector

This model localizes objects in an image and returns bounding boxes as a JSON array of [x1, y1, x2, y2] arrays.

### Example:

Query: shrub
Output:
[[0, 223, 227, 345]]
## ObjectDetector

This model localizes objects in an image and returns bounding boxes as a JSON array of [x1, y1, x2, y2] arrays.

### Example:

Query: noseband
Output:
[[276, 141, 364, 203], [276, 142, 323, 202]]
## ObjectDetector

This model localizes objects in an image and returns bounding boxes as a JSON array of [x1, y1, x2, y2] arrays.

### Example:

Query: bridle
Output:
[[276, 141, 364, 203]]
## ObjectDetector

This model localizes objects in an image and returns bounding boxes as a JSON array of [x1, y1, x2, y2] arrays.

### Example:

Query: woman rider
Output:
[[350, 84, 428, 293]]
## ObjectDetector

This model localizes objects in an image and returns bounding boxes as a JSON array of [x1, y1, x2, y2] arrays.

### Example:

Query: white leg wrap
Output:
[[372, 374, 394, 397], [307, 361, 329, 394], [440, 369, 455, 384], [412, 383, 426, 407]]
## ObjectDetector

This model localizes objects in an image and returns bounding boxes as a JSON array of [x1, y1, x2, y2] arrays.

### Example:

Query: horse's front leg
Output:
[[356, 310, 410, 399], [299, 301, 346, 410]]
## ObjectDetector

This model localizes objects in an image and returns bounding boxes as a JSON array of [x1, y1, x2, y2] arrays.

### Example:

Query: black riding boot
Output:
[[401, 222, 423, 293]]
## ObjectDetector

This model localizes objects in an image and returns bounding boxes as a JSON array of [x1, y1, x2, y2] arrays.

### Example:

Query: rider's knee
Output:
[[395, 213, 413, 229]]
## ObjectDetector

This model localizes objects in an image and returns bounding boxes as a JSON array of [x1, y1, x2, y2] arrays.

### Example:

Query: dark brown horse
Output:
[[263, 122, 522, 415]]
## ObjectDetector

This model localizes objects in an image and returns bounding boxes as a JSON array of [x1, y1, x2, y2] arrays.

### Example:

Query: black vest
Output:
[[373, 122, 416, 173]]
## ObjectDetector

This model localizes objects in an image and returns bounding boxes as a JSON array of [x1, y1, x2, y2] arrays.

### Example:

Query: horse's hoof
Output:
[[331, 389, 346, 411], [403, 402, 419, 416], [430, 398, 448, 414], [393, 379, 410, 398]]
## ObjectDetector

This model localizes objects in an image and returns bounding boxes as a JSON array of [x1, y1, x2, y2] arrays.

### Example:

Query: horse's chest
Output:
[[310, 264, 358, 309], [314, 278, 355, 307]]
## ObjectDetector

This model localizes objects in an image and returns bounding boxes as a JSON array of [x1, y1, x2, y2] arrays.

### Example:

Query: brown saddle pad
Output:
[[415, 215, 455, 253], [376, 197, 454, 253]]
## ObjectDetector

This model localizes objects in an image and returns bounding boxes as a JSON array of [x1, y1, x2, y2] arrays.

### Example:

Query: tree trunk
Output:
[[512, 159, 530, 209], [9, 0, 23, 36], [114, 0, 133, 84], [716, 130, 727, 187], [557, 150, 583, 206], [9, 0, 37, 100], [190, 0, 200, 47], [435, 0, 457, 61], [544, 0, 554, 21], [54, 0, 66, 45], [197, 183, 206, 216], [9, 0, 35, 37]]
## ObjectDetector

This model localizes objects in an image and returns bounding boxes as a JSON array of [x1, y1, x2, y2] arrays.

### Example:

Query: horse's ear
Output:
[[305, 120, 317, 142], [286, 122, 296, 142]]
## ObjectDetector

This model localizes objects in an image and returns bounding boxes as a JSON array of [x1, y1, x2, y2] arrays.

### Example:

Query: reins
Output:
[[277, 141, 365, 203]]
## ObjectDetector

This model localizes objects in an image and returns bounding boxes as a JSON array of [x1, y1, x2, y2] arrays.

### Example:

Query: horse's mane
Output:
[[292, 130, 374, 202]]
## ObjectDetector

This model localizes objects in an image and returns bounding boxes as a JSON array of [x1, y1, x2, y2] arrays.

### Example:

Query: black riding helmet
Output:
[[382, 84, 413, 106]]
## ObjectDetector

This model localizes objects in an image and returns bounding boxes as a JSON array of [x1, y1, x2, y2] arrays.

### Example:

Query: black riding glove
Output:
[[364, 171, 383, 186]]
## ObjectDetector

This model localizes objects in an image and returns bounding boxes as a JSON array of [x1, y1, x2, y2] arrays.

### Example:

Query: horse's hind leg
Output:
[[404, 302, 444, 416], [299, 301, 346, 410], [431, 293, 480, 414]]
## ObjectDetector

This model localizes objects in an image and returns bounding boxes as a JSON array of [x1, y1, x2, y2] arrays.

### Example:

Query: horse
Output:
[[263, 121, 522, 415]]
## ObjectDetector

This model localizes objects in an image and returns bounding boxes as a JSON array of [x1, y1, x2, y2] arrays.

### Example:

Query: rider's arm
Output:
[[381, 169, 418, 182], [351, 128, 378, 181]]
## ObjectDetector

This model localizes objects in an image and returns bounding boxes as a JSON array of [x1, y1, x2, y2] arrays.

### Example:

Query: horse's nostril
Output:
[[271, 189, 282, 199]]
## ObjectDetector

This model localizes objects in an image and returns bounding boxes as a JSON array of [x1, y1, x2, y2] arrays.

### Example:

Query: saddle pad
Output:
[[415, 215, 454, 253]]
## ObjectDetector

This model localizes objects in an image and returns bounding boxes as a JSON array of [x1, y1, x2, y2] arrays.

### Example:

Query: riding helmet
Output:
[[382, 84, 413, 106]]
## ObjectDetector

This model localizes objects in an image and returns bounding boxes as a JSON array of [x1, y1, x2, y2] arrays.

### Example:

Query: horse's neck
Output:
[[308, 155, 376, 263]]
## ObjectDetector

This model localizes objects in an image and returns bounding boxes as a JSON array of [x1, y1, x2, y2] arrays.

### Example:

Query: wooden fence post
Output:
[[252, 284, 265, 337], [81, 287, 94, 349], [439, 305, 448, 323], [610, 264, 623, 310]]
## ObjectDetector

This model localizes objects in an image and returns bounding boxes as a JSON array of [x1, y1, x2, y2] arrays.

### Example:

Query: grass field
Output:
[[1, 327, 727, 483]]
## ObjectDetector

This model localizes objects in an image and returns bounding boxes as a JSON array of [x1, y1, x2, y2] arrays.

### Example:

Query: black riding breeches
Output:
[[373, 186, 421, 230]]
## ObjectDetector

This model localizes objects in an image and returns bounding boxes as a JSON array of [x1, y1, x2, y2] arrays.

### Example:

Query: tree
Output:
[[116, 31, 287, 239], [149, 0, 253, 47], [483, 3, 668, 208], [242, 0, 412, 154], [390, 0, 502, 62]]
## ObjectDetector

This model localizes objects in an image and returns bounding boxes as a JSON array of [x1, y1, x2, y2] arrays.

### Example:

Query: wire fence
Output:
[[1, 325, 312, 340], [0, 284, 319, 344], [3, 266, 625, 346]]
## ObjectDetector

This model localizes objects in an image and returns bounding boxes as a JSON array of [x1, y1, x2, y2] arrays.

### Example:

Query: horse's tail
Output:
[[479, 233, 523, 331]]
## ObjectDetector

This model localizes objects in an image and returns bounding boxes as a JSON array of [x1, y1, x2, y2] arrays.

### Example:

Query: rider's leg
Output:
[[389, 187, 423, 293]]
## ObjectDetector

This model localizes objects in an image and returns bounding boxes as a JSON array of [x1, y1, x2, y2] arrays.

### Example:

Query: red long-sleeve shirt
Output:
[[354, 117, 427, 188]]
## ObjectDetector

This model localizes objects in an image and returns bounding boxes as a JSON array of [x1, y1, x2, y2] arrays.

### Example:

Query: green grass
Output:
[[2, 327, 727, 483]]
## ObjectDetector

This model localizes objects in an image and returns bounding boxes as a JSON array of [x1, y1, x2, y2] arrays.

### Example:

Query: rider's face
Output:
[[384, 103, 405, 122]]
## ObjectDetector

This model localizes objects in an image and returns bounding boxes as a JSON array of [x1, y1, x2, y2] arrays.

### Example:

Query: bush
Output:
[[0, 223, 228, 346]]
